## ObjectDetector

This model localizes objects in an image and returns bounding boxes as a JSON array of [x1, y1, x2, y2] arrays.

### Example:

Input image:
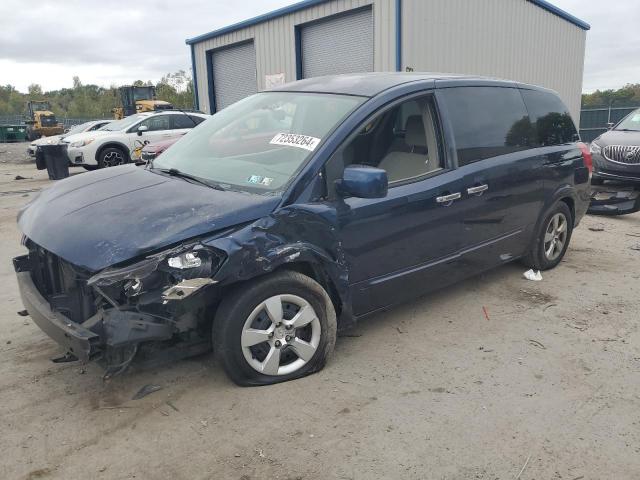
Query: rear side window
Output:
[[172, 115, 205, 129], [441, 87, 531, 166], [520, 89, 578, 146]]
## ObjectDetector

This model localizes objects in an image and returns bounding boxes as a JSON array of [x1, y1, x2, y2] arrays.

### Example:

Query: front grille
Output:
[[603, 145, 640, 165], [27, 241, 97, 324]]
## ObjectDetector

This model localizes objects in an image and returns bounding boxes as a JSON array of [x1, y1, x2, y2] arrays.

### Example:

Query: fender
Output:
[[204, 205, 354, 327]]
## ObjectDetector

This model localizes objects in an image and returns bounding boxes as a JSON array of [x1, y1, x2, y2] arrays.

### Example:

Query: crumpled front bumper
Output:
[[13, 254, 177, 365], [14, 268, 101, 363]]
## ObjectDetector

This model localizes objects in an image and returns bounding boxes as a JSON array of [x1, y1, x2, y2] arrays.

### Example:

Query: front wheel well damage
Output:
[[277, 262, 343, 319]]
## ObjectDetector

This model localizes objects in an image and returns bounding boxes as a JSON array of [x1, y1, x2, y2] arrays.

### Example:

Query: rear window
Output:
[[520, 89, 577, 146], [441, 87, 531, 166]]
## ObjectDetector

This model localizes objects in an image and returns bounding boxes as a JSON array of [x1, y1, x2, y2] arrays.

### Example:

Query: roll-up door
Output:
[[300, 8, 373, 79], [211, 41, 257, 111]]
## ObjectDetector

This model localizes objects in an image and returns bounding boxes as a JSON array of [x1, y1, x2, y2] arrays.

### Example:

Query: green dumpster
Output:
[[0, 125, 28, 142]]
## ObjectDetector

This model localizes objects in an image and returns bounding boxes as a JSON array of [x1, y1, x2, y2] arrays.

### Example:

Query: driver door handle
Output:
[[467, 184, 489, 195], [436, 192, 462, 205]]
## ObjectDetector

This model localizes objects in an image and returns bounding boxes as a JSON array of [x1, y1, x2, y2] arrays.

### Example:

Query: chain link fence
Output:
[[580, 105, 639, 143], [0, 115, 106, 128]]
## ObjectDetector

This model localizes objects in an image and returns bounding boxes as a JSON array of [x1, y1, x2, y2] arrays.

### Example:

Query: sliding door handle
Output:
[[467, 184, 488, 196], [436, 192, 461, 206]]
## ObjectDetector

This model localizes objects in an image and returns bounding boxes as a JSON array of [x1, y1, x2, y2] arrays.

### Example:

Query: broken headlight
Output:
[[168, 251, 202, 269], [87, 244, 225, 303]]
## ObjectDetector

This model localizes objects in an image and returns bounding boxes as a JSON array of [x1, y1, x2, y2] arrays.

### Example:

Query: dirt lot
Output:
[[1, 141, 639, 480]]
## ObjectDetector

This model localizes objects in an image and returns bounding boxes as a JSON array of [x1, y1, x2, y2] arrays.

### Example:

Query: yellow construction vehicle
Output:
[[112, 85, 174, 119], [25, 100, 64, 141]]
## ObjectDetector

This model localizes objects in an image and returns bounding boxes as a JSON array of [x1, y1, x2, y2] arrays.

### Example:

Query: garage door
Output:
[[211, 41, 257, 111], [301, 8, 373, 79]]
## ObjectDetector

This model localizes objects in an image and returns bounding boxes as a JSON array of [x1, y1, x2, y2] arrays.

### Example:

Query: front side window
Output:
[[101, 114, 146, 131], [441, 87, 531, 166], [615, 108, 640, 132], [138, 115, 171, 132], [332, 95, 443, 186], [153, 92, 364, 193], [520, 89, 578, 146]]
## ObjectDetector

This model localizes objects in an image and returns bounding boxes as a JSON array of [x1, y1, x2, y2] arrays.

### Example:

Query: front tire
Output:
[[213, 271, 337, 386], [522, 202, 573, 271], [98, 147, 127, 168]]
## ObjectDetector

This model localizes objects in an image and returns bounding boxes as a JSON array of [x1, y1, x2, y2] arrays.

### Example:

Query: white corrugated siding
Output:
[[401, 0, 586, 122], [193, 0, 396, 113], [192, 0, 585, 121]]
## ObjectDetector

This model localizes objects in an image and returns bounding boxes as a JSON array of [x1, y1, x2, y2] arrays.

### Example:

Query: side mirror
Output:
[[137, 125, 149, 136], [336, 165, 388, 199], [607, 122, 615, 130]]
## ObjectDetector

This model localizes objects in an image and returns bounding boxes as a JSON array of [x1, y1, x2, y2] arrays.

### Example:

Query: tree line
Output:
[[582, 83, 640, 109], [0, 70, 195, 119]]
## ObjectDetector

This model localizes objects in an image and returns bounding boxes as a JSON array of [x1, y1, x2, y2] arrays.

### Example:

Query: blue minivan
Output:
[[14, 73, 592, 385]]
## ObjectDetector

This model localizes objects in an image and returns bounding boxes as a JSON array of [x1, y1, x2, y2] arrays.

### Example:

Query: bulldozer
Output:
[[25, 100, 64, 141], [112, 85, 174, 119]]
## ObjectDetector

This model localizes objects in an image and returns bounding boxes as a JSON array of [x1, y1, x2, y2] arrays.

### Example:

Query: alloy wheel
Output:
[[103, 150, 125, 167], [543, 212, 568, 261], [241, 294, 321, 376]]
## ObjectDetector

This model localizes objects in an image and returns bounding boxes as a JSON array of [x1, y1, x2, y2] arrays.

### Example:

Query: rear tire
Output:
[[213, 271, 337, 386], [521, 202, 573, 271], [98, 147, 127, 168]]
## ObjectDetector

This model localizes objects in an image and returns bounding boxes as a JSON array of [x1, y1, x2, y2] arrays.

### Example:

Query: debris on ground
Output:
[[588, 224, 605, 232], [482, 306, 490, 321], [17, 310, 28, 317], [523, 269, 543, 281], [14, 175, 30, 180], [131, 384, 163, 400], [528, 339, 546, 349], [630, 244, 640, 251]]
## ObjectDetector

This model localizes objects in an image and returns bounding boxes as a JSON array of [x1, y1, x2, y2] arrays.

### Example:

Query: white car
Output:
[[63, 111, 208, 169], [27, 120, 112, 157]]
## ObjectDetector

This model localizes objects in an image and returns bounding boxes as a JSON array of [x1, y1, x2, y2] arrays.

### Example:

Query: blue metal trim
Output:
[[205, 50, 216, 113], [294, 25, 303, 80], [528, 0, 590, 30], [186, 0, 328, 45], [395, 0, 402, 71], [185, 0, 589, 46], [190, 44, 199, 110]]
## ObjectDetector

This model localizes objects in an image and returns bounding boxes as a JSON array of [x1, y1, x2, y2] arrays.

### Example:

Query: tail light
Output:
[[578, 142, 593, 175]]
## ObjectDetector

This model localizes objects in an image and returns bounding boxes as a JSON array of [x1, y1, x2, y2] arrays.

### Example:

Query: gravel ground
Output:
[[1, 141, 639, 480]]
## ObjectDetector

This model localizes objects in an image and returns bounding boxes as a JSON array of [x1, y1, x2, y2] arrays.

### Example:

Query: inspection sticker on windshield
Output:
[[270, 133, 321, 152]]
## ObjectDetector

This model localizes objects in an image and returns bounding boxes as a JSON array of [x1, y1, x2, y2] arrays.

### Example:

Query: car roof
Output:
[[270, 72, 534, 97]]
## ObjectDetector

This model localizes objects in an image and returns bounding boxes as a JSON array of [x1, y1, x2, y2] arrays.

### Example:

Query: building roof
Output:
[[268, 72, 528, 97], [185, 0, 590, 45]]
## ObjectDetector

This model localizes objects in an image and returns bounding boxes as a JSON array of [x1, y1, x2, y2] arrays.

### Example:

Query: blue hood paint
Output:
[[18, 165, 280, 271]]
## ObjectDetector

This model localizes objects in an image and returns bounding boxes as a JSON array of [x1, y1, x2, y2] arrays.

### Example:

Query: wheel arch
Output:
[[95, 141, 131, 163]]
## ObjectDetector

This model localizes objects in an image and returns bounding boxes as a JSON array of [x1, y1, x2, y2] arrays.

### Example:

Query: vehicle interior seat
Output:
[[378, 114, 437, 183]]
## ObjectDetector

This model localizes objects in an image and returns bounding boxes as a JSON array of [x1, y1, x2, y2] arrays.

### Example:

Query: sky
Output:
[[0, 0, 637, 94]]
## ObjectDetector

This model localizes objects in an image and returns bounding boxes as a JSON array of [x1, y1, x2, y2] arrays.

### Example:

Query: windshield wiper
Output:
[[155, 167, 226, 191], [616, 128, 640, 132]]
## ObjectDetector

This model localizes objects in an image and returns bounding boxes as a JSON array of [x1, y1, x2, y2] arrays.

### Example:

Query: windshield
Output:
[[67, 122, 91, 135], [101, 114, 146, 131], [615, 109, 640, 131], [153, 92, 364, 193]]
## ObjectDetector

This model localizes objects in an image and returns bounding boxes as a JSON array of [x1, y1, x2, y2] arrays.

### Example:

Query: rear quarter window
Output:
[[520, 89, 578, 146], [440, 87, 531, 166]]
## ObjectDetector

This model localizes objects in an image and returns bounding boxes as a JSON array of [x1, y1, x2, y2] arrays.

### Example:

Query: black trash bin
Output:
[[40, 144, 70, 180]]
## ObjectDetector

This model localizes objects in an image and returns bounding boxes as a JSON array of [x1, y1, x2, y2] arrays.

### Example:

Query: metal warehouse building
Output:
[[186, 0, 589, 120]]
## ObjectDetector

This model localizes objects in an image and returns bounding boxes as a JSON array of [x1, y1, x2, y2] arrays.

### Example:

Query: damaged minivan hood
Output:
[[18, 165, 281, 271]]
